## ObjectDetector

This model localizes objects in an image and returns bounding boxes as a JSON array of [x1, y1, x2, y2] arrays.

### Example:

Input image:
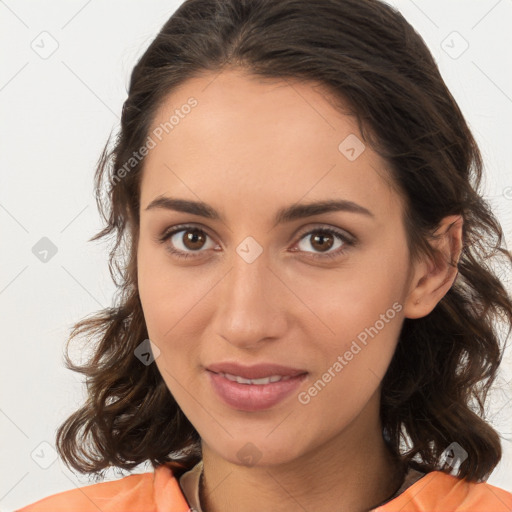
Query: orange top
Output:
[[16, 463, 512, 512]]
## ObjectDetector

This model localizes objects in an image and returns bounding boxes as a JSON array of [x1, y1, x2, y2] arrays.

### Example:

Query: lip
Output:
[[206, 362, 307, 379], [207, 370, 308, 412]]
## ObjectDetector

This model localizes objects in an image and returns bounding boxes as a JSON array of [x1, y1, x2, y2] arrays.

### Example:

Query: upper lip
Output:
[[206, 362, 308, 379]]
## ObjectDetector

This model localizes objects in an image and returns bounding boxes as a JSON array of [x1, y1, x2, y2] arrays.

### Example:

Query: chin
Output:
[[204, 433, 307, 468]]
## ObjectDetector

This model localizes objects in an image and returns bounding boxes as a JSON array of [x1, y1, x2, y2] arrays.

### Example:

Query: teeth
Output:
[[219, 372, 293, 385]]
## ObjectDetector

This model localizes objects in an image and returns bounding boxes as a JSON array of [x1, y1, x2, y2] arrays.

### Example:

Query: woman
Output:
[[17, 0, 512, 510]]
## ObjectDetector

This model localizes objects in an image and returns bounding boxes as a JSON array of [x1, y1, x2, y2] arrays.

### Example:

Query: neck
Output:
[[199, 394, 404, 512]]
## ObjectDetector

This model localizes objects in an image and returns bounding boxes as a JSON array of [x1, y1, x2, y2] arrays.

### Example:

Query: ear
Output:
[[403, 215, 463, 319]]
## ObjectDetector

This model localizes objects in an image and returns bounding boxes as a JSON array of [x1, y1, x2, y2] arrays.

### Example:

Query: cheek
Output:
[[295, 298, 403, 431], [137, 244, 211, 388], [137, 241, 201, 338], [289, 250, 407, 346]]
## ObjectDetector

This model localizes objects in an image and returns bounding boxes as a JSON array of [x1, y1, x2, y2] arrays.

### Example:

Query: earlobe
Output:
[[403, 215, 463, 319]]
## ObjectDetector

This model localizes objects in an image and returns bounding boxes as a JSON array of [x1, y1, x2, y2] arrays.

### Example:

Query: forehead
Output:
[[140, 69, 400, 219], [147, 68, 357, 159]]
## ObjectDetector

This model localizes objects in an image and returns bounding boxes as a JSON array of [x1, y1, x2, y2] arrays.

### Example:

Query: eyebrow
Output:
[[144, 195, 374, 227]]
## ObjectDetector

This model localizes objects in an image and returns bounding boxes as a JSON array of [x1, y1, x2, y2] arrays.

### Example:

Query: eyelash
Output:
[[157, 224, 356, 261]]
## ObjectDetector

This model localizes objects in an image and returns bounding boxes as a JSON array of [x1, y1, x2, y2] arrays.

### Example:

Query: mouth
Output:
[[206, 361, 308, 380], [213, 371, 298, 385], [206, 367, 308, 412]]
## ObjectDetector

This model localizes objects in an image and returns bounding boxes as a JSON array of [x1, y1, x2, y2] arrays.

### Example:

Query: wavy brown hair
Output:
[[55, 0, 512, 482]]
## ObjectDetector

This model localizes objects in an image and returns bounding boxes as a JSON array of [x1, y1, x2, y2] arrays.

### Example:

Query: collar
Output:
[[178, 460, 204, 512], [178, 460, 425, 512]]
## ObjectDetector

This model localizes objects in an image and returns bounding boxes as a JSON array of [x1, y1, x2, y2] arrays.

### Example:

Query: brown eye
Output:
[[294, 227, 355, 261], [159, 224, 355, 262], [309, 232, 335, 252], [158, 225, 217, 259], [181, 228, 207, 250]]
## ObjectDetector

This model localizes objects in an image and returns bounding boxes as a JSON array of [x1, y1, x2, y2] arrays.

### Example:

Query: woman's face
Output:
[[137, 69, 416, 466]]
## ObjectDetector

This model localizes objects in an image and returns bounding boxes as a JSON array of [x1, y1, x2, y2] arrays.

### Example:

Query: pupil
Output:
[[313, 233, 332, 251], [186, 230, 204, 249]]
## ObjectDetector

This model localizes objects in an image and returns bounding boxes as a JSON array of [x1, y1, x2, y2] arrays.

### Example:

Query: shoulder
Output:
[[14, 464, 192, 512], [375, 471, 512, 512]]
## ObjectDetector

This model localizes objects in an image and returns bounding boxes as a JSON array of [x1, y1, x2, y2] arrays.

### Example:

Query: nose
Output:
[[212, 249, 288, 350]]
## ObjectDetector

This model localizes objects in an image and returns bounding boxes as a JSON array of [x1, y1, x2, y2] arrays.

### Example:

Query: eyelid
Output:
[[158, 222, 357, 260], [293, 223, 356, 244], [157, 222, 215, 244], [158, 222, 355, 243]]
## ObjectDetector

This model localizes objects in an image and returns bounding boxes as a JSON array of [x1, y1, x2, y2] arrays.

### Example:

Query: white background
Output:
[[1, 1, 511, 510]]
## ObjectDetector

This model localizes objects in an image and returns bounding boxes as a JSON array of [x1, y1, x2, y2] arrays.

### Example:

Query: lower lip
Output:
[[207, 371, 308, 412]]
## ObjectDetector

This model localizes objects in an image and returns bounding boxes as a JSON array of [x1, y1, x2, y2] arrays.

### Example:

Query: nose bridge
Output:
[[214, 243, 285, 347], [226, 245, 272, 319]]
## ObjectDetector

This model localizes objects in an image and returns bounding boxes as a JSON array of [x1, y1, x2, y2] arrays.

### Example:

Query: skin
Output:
[[137, 68, 463, 512]]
